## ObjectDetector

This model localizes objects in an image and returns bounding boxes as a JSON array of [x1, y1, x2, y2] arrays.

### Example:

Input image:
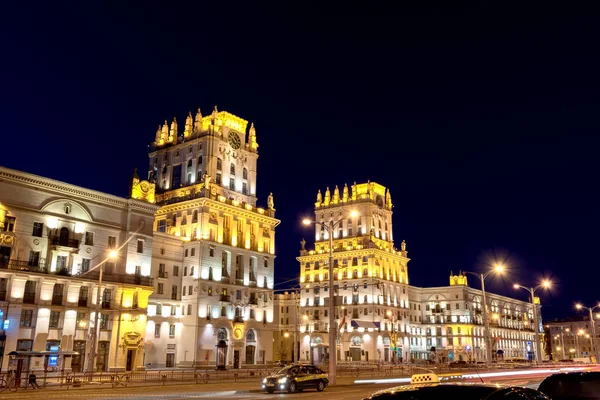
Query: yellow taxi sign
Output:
[[410, 373, 440, 384]]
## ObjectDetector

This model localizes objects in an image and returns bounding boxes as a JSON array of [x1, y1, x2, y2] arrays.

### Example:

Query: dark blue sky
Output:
[[2, 3, 599, 320]]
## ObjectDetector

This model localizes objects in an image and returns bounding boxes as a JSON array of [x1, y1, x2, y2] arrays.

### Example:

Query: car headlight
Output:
[[278, 377, 287, 384], [263, 378, 267, 384]]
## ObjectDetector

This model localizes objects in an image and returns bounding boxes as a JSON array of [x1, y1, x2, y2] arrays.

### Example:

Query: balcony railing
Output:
[[158, 271, 169, 279], [49, 236, 80, 248], [77, 271, 153, 287], [78, 298, 88, 307], [219, 294, 231, 302]]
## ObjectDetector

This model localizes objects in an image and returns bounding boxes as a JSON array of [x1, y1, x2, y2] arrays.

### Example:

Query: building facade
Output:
[[144, 107, 279, 369], [0, 166, 158, 372], [408, 273, 544, 363], [546, 316, 599, 361], [273, 291, 299, 363], [297, 182, 411, 365]]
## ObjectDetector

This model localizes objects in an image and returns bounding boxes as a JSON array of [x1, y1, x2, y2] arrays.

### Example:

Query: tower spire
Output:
[[194, 108, 203, 133], [333, 185, 340, 204], [184, 111, 193, 138], [161, 120, 169, 143], [324, 187, 331, 206], [249, 122, 258, 151], [342, 183, 349, 202]]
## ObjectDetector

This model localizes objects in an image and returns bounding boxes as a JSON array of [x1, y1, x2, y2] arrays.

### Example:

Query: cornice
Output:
[[297, 248, 409, 263], [0, 166, 159, 213]]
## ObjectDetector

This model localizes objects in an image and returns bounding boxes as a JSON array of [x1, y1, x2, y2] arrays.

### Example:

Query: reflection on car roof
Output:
[[368, 383, 502, 398]]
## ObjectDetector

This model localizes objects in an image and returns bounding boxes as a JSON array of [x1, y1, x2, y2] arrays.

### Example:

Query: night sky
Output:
[[2, 4, 599, 320]]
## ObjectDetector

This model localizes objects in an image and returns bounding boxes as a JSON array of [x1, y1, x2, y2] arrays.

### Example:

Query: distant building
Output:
[[0, 166, 158, 372], [546, 316, 599, 360], [408, 273, 544, 363], [273, 291, 299, 363], [297, 182, 411, 364], [144, 107, 279, 369]]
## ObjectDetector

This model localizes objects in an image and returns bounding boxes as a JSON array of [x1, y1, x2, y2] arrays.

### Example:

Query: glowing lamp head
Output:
[[349, 210, 359, 219], [542, 280, 551, 288], [302, 218, 312, 226], [284, 332, 290, 338], [513, 284, 520, 289], [494, 264, 504, 273], [387, 310, 392, 317], [576, 304, 583, 310], [109, 250, 118, 259], [302, 315, 308, 321], [579, 329, 585, 335]]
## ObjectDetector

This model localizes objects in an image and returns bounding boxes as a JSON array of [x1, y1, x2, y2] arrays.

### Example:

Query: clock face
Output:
[[228, 131, 241, 149]]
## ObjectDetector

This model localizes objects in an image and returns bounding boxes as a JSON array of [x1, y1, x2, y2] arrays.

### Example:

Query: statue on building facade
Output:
[[268, 192, 275, 210]]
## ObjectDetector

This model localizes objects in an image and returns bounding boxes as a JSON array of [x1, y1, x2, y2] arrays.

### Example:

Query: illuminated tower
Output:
[[146, 106, 279, 368], [297, 181, 410, 364]]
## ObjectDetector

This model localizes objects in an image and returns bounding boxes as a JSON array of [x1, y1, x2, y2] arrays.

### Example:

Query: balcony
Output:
[[78, 298, 88, 307], [23, 293, 36, 304], [49, 236, 80, 248], [0, 259, 48, 274], [77, 271, 154, 287], [158, 271, 169, 279], [51, 296, 63, 306]]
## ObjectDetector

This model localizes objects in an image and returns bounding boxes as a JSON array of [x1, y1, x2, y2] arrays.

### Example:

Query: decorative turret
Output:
[[194, 108, 203, 133], [324, 187, 331, 206], [211, 105, 219, 124], [161, 120, 169, 143], [386, 189, 392, 209], [333, 185, 340, 204], [129, 168, 156, 204], [168, 117, 178, 143], [155, 125, 162, 145], [351, 181, 357, 200], [450, 270, 468, 286], [249, 122, 258, 152], [343, 183, 349, 202], [315, 190, 322, 207], [184, 111, 193, 138]]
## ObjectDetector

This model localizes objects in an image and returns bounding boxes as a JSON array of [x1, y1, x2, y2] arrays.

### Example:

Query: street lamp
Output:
[[302, 209, 359, 386], [87, 249, 118, 373], [464, 264, 504, 366], [513, 280, 551, 364], [575, 303, 600, 363]]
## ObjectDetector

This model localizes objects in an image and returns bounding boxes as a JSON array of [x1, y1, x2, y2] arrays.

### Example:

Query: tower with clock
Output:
[[146, 105, 278, 370]]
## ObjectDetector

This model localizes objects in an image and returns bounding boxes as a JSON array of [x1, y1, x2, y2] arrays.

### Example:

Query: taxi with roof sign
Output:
[[363, 372, 550, 399]]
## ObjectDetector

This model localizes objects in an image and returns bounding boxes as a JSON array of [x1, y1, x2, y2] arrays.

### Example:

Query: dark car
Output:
[[363, 374, 550, 400], [262, 364, 328, 393], [538, 371, 600, 400], [449, 360, 468, 368]]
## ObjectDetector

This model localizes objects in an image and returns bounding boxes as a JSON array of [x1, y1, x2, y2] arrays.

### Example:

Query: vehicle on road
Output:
[[538, 371, 600, 400], [363, 373, 550, 399], [262, 364, 328, 394], [448, 360, 468, 368]]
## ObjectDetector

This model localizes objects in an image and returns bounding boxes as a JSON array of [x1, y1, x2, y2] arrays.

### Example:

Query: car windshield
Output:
[[277, 365, 294, 374]]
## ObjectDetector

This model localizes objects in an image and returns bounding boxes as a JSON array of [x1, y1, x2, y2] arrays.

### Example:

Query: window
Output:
[[157, 283, 164, 294], [155, 324, 161, 338], [81, 258, 91, 273], [187, 304, 192, 315], [217, 158, 222, 170], [28, 251, 40, 267], [190, 266, 194, 276], [183, 286, 187, 296], [188, 285, 192, 294], [20, 309, 33, 327], [108, 236, 116, 249], [158, 220, 166, 233], [84, 231, 94, 245], [264, 258, 268, 268], [187, 159, 193, 168], [2, 216, 15, 232], [171, 285, 178, 300], [76, 312, 86, 328], [173, 265, 179, 276], [169, 324, 175, 338], [230, 163, 235, 175], [191, 248, 196, 256], [32, 222, 44, 237], [242, 182, 248, 194], [243, 168, 248, 180], [209, 248, 215, 257], [216, 172, 222, 184], [184, 266, 188, 276], [229, 177, 235, 190], [137, 239, 144, 253], [23, 280, 36, 303], [48, 311, 60, 328], [156, 304, 162, 315]]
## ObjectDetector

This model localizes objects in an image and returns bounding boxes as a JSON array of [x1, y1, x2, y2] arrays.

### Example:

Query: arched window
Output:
[[311, 336, 322, 346], [324, 272, 329, 280], [246, 329, 256, 342], [198, 155, 203, 166], [351, 336, 362, 346], [363, 268, 368, 277], [217, 327, 228, 341], [353, 270, 358, 279], [230, 163, 235, 175]]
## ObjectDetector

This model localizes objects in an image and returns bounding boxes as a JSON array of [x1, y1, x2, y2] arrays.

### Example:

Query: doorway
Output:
[[126, 349, 136, 371], [245, 345, 255, 365], [59, 227, 70, 246], [72, 341, 86, 372], [234, 350, 240, 369]]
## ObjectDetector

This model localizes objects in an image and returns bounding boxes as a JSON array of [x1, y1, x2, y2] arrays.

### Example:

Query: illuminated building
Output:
[[0, 166, 158, 371], [408, 272, 545, 362], [144, 107, 279, 368], [273, 291, 300, 363], [546, 316, 599, 361], [297, 182, 411, 364]]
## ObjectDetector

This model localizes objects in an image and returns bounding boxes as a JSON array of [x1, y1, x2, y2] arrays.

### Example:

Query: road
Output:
[[0, 366, 595, 399]]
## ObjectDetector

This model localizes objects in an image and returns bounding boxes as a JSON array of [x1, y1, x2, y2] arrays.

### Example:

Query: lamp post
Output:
[[386, 310, 398, 363], [575, 303, 600, 363], [464, 265, 504, 366], [302, 210, 359, 386], [513, 280, 551, 364], [87, 249, 117, 373]]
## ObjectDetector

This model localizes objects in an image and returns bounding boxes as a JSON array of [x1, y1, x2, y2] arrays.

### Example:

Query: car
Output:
[[262, 364, 328, 394], [363, 373, 550, 400], [538, 371, 600, 400]]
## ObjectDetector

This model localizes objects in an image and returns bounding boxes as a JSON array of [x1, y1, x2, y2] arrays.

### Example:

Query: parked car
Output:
[[538, 371, 600, 400], [448, 360, 468, 368], [261, 364, 328, 393], [363, 373, 550, 400]]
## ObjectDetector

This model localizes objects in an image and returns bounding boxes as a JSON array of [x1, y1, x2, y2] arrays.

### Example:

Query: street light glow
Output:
[[349, 210, 359, 218], [302, 218, 312, 226], [513, 283, 520, 289], [494, 264, 504, 273], [576, 304, 583, 310], [109, 250, 118, 259], [542, 280, 551, 288]]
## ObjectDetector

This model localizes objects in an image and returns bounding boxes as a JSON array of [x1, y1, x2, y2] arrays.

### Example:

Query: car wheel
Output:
[[288, 382, 297, 393], [316, 381, 325, 391], [267, 388, 274, 394]]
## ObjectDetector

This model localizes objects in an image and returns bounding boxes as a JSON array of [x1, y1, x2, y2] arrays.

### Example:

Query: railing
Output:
[[78, 271, 154, 287], [78, 299, 88, 307], [49, 236, 80, 248], [158, 272, 169, 279], [219, 294, 231, 302]]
